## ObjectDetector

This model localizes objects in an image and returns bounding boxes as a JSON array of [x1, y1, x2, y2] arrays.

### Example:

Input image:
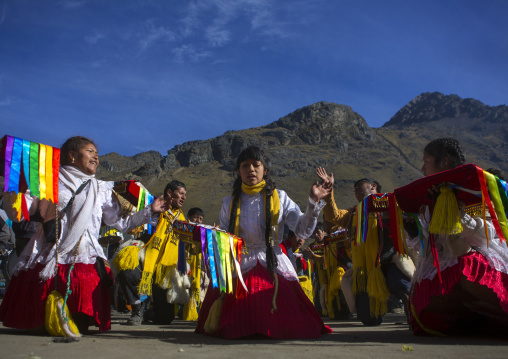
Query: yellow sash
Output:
[[138, 208, 184, 295], [229, 180, 280, 242]]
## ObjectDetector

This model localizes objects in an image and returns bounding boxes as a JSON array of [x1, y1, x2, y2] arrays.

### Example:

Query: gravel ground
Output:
[[0, 311, 507, 359]]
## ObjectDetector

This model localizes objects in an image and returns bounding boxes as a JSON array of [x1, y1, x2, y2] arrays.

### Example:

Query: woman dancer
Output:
[[408, 138, 508, 335], [195, 146, 333, 339], [0, 136, 167, 333]]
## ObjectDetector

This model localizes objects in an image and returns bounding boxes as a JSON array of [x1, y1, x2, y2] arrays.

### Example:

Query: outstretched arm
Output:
[[309, 181, 333, 203], [150, 196, 169, 214]]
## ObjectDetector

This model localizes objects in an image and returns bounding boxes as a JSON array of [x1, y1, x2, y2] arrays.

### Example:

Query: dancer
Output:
[[316, 168, 412, 325], [195, 146, 332, 339], [0, 136, 167, 333], [405, 138, 508, 335]]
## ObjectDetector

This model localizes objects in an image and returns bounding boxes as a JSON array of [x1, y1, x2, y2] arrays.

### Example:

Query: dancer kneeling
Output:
[[403, 138, 508, 335], [195, 146, 333, 339]]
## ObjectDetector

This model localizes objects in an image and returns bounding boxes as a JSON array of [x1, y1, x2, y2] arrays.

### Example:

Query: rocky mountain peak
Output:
[[383, 91, 508, 127], [266, 101, 372, 146], [160, 101, 372, 169]]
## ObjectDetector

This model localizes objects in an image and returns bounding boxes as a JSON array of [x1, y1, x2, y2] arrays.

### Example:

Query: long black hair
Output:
[[228, 146, 278, 271], [424, 138, 465, 169]]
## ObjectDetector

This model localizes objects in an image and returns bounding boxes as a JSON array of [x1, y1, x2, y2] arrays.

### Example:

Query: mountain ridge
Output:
[[95, 93, 508, 223]]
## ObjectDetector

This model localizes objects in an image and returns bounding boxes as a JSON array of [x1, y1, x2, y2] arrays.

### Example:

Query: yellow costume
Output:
[[138, 208, 186, 295]]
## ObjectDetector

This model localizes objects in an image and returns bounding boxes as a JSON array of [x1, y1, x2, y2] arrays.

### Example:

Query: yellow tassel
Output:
[[155, 264, 172, 289], [429, 185, 463, 235], [45, 290, 80, 337], [366, 266, 390, 318], [352, 267, 367, 294], [138, 271, 153, 296], [113, 246, 140, 271], [325, 267, 344, 318], [203, 296, 224, 334], [183, 297, 199, 321]]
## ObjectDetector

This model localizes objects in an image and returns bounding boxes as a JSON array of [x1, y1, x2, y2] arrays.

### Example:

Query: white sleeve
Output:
[[280, 190, 325, 240], [102, 191, 153, 233], [460, 213, 496, 247]]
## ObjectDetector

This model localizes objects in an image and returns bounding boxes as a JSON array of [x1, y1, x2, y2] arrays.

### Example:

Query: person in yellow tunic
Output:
[[316, 167, 413, 326], [115, 180, 187, 325]]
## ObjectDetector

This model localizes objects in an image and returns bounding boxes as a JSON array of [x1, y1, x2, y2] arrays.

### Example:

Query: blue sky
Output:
[[1, 0, 507, 156]]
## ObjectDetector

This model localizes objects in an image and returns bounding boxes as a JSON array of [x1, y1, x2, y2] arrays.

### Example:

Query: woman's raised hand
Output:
[[310, 180, 333, 202]]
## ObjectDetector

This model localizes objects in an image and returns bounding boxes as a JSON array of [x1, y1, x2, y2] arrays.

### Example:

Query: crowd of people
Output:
[[0, 135, 507, 339]]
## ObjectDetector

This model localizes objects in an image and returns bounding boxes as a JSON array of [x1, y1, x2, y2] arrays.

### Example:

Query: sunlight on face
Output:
[[73, 144, 99, 175], [354, 181, 377, 202], [168, 186, 187, 209], [239, 159, 266, 186]]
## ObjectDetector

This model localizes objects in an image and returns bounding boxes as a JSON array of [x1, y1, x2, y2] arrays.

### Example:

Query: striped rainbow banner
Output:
[[1, 135, 60, 205]]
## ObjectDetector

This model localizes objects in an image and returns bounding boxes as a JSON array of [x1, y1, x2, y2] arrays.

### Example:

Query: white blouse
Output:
[[409, 207, 508, 283], [11, 179, 152, 276], [220, 189, 324, 281]]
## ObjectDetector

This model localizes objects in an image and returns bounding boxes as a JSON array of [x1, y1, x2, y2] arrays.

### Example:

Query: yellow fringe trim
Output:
[[366, 266, 390, 318], [429, 185, 463, 235], [204, 296, 224, 334], [352, 267, 367, 294], [155, 264, 172, 289], [113, 246, 141, 271], [183, 297, 199, 321], [138, 271, 154, 296]]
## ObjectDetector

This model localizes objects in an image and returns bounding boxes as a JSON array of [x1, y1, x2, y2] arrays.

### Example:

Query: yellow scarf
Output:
[[229, 180, 280, 242], [138, 208, 185, 295]]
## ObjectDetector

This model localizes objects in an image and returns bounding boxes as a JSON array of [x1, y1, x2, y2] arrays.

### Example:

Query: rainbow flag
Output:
[[1, 135, 60, 219]]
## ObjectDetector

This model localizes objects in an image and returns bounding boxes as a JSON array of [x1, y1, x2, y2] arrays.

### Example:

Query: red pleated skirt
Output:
[[195, 262, 332, 339], [410, 251, 508, 335], [0, 262, 112, 332]]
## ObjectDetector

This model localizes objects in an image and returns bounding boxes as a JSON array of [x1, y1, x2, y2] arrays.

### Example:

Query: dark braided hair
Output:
[[424, 138, 465, 170], [227, 146, 278, 271], [60, 136, 97, 166]]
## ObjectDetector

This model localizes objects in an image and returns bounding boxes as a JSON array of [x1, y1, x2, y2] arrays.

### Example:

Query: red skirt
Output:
[[410, 251, 508, 335], [195, 262, 332, 339], [0, 262, 112, 332]]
